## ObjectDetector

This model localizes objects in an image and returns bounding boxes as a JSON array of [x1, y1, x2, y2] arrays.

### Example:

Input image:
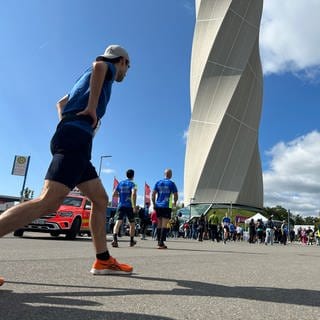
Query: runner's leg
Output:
[[77, 178, 108, 254], [0, 180, 69, 237]]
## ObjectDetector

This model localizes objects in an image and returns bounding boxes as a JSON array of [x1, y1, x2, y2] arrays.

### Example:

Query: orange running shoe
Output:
[[0, 277, 4, 286], [90, 256, 133, 275]]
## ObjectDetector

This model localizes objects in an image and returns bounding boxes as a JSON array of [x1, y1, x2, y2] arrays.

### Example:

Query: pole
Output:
[[20, 156, 30, 203], [288, 209, 290, 239], [190, 197, 195, 219], [98, 155, 112, 177]]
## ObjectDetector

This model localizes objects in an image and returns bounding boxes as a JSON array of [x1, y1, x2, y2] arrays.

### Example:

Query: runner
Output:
[[0, 45, 133, 283], [111, 169, 137, 248], [222, 212, 231, 244], [152, 169, 178, 249]]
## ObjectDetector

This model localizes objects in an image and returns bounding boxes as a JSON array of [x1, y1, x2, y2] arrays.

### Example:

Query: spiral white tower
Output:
[[184, 0, 264, 208]]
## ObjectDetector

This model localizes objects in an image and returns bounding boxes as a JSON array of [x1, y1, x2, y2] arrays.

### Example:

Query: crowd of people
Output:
[[111, 211, 320, 247], [114, 211, 232, 244], [247, 216, 320, 246]]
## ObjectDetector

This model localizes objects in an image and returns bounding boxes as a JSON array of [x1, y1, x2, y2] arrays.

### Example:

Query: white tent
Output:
[[245, 213, 268, 224]]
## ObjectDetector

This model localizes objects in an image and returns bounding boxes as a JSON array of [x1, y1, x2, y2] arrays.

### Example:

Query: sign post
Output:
[[11, 155, 31, 202]]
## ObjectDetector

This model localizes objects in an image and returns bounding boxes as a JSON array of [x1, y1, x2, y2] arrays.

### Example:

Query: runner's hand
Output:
[[76, 107, 97, 128]]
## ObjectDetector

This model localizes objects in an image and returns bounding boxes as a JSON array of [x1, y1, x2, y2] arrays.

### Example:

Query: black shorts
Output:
[[115, 207, 135, 223], [155, 207, 172, 219], [45, 124, 97, 189]]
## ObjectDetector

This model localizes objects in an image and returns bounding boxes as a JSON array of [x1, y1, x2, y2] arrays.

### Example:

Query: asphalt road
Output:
[[1, 233, 319, 320]]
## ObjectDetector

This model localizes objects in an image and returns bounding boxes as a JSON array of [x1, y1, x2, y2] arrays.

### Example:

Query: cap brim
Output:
[[96, 53, 121, 60]]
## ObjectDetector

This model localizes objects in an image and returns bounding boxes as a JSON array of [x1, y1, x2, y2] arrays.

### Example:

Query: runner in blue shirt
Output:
[[152, 169, 178, 249], [111, 169, 137, 248], [0, 45, 133, 283], [222, 213, 231, 244]]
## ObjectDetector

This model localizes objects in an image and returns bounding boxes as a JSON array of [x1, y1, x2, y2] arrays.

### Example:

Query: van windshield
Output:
[[62, 197, 82, 207]]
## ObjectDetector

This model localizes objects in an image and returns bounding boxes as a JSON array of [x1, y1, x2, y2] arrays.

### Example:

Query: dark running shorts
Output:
[[115, 207, 135, 223], [155, 207, 172, 219], [45, 124, 98, 189]]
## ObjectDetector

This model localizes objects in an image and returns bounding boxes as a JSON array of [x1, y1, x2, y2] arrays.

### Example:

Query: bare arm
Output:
[[56, 95, 69, 120], [173, 192, 178, 207], [76, 61, 108, 127], [151, 190, 157, 207], [132, 188, 137, 212]]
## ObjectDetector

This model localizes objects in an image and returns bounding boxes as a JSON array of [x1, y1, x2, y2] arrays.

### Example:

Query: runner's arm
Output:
[[77, 61, 108, 127], [56, 95, 69, 120], [151, 190, 157, 207], [132, 188, 137, 212], [173, 192, 178, 207]]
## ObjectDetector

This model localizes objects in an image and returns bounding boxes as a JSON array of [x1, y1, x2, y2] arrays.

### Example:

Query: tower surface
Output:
[[184, 0, 264, 208]]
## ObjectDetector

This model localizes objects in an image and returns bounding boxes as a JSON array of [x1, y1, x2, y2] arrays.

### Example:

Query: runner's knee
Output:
[[91, 193, 108, 211], [37, 194, 65, 213]]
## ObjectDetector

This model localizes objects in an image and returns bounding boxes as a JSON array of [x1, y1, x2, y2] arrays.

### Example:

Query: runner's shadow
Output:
[[5, 274, 320, 309], [0, 289, 173, 320], [129, 275, 320, 307]]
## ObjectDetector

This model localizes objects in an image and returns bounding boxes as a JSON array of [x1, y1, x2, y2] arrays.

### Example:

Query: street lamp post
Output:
[[288, 209, 290, 236], [98, 155, 112, 177]]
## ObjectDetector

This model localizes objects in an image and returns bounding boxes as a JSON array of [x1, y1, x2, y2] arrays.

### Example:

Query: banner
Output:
[[235, 215, 247, 223], [144, 182, 151, 207], [11, 155, 30, 176], [111, 177, 119, 207]]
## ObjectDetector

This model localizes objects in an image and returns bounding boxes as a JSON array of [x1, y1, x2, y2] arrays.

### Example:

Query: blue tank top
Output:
[[62, 62, 115, 135]]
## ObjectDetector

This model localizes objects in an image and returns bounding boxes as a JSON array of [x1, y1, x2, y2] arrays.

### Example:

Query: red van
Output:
[[13, 193, 91, 240]]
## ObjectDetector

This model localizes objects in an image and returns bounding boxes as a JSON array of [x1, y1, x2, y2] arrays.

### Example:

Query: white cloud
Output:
[[136, 194, 144, 207], [101, 168, 115, 175], [178, 191, 185, 204], [263, 131, 320, 216], [183, 129, 189, 143], [39, 41, 49, 49], [260, 0, 320, 79], [183, 0, 194, 14]]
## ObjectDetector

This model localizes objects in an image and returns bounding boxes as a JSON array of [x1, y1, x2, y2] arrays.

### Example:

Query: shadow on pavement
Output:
[[0, 288, 173, 320], [4, 273, 319, 315], [131, 275, 320, 307]]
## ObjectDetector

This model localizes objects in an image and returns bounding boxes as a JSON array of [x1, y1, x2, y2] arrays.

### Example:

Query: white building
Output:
[[184, 0, 264, 209]]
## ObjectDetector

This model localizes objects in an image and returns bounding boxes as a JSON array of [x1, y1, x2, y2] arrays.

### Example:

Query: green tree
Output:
[[294, 214, 305, 225], [304, 216, 316, 225], [23, 187, 34, 200], [264, 205, 289, 221]]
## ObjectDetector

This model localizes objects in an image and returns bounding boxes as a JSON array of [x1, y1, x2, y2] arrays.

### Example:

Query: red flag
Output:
[[144, 182, 151, 207], [111, 177, 119, 207]]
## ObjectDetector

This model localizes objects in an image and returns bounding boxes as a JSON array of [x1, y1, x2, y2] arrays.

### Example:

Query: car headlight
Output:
[[59, 211, 73, 217]]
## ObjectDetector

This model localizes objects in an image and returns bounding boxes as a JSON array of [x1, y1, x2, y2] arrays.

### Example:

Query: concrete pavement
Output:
[[1, 233, 319, 319]]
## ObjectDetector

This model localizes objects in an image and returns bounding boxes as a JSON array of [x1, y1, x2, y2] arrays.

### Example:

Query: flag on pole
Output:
[[111, 177, 119, 207], [144, 182, 151, 207]]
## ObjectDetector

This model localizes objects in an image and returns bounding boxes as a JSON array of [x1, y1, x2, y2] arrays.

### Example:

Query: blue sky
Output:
[[0, 0, 319, 216]]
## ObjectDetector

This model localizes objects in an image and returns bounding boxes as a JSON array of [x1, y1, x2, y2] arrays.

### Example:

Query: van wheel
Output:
[[66, 218, 81, 240], [50, 231, 60, 237], [13, 229, 24, 237]]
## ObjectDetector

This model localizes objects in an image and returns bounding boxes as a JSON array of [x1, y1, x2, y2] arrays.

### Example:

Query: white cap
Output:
[[96, 44, 130, 62]]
